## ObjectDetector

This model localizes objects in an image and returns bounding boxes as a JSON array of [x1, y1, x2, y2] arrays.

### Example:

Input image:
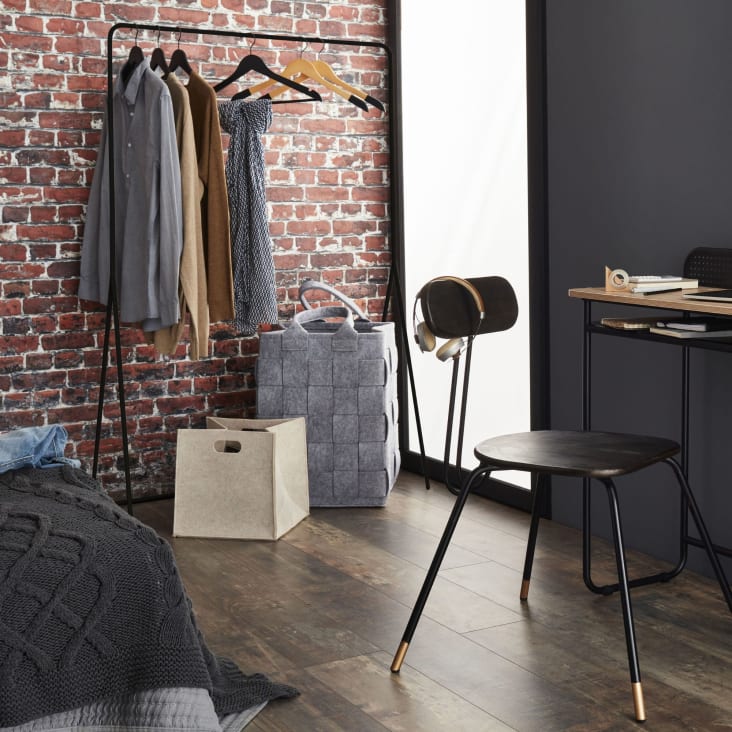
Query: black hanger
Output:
[[168, 48, 192, 76], [120, 30, 144, 85], [214, 45, 321, 102], [150, 31, 169, 75], [167, 32, 192, 76]]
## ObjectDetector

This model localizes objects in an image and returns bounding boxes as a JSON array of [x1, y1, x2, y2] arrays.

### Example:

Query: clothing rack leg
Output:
[[93, 30, 134, 515], [92, 299, 112, 479], [93, 272, 134, 515], [111, 291, 134, 516], [386, 262, 430, 490]]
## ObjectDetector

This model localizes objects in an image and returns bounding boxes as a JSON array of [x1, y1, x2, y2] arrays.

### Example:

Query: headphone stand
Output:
[[442, 335, 475, 495]]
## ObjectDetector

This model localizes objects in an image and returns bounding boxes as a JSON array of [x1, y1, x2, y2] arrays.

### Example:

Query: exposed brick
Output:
[[0, 300, 22, 317], [45, 17, 85, 34], [167, 378, 193, 395], [26, 352, 53, 369], [0, 0, 390, 497], [0, 335, 39, 354], [54, 350, 83, 368], [3, 32, 53, 53], [40, 331, 95, 350], [28, 241, 56, 262], [24, 295, 78, 314], [1, 168, 28, 184], [156, 395, 206, 415], [17, 224, 75, 241], [32, 389, 61, 407], [4, 392, 33, 410], [0, 243, 28, 260], [0, 130, 26, 147], [26, 130, 54, 146], [32, 279, 60, 296]]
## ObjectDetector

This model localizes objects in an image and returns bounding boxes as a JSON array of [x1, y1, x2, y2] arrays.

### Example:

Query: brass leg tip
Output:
[[391, 640, 409, 673], [520, 578, 530, 601], [632, 682, 646, 722]]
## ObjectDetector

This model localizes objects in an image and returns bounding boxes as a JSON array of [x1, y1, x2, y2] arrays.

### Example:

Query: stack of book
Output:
[[628, 275, 699, 294], [649, 318, 732, 339]]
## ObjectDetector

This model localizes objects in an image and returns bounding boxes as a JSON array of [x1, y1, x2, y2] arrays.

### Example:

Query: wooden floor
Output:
[[135, 472, 732, 732]]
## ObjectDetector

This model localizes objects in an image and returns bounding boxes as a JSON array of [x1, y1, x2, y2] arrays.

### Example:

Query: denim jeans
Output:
[[0, 425, 81, 474]]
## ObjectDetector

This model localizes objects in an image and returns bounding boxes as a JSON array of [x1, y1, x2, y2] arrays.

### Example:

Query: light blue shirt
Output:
[[79, 59, 183, 329]]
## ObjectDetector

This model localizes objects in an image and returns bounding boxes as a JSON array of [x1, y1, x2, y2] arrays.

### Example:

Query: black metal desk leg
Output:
[[584, 488, 685, 596], [581, 297, 685, 595], [391, 466, 492, 673], [665, 458, 732, 612]]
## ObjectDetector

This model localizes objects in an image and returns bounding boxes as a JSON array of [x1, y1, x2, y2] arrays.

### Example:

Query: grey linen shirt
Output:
[[79, 59, 183, 329]]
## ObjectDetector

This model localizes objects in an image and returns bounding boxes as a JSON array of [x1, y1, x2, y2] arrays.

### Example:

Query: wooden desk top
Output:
[[568, 286, 732, 316]]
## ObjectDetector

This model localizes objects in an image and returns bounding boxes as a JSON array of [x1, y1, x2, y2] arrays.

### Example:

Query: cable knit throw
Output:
[[0, 466, 298, 727]]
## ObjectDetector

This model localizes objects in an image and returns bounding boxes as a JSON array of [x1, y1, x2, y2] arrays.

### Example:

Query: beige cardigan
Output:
[[148, 74, 210, 359]]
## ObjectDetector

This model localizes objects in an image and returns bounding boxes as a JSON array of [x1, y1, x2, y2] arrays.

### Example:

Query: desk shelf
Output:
[[589, 322, 732, 353]]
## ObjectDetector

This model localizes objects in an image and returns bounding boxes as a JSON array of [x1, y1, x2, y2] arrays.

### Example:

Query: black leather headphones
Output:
[[412, 276, 486, 361]]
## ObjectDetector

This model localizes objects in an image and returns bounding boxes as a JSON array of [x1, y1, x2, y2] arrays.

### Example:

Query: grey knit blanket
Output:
[[0, 466, 298, 727]]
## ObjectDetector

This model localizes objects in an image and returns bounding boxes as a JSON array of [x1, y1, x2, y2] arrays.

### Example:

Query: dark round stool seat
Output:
[[474, 430, 680, 479]]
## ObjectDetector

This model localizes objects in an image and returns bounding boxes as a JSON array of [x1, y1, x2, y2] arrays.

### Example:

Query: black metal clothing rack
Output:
[[94, 22, 429, 514]]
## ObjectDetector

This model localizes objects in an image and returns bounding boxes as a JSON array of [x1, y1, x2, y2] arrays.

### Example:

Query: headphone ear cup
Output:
[[416, 322, 436, 352], [436, 338, 465, 362]]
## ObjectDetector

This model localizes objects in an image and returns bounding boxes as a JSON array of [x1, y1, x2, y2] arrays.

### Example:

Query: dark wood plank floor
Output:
[[135, 472, 732, 731]]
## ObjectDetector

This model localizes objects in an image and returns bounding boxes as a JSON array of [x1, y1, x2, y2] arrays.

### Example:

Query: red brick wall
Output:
[[0, 0, 390, 497]]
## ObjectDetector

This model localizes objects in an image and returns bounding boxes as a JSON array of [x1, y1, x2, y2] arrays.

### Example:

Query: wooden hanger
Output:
[[306, 58, 384, 112], [214, 42, 321, 102], [242, 55, 368, 110]]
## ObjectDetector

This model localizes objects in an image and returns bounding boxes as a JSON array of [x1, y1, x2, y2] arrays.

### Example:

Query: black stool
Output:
[[391, 430, 732, 721]]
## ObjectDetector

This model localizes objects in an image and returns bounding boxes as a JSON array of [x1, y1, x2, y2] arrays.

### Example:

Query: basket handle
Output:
[[299, 280, 370, 322], [282, 306, 358, 352]]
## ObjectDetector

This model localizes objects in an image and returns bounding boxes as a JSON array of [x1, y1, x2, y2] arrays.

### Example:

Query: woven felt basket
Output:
[[256, 304, 399, 507]]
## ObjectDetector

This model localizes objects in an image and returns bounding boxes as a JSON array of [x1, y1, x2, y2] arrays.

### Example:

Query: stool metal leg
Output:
[[520, 473, 546, 601], [583, 484, 686, 597], [391, 465, 491, 673], [603, 478, 645, 723]]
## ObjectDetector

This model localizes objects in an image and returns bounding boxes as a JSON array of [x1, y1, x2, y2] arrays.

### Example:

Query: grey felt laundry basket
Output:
[[256, 302, 400, 507]]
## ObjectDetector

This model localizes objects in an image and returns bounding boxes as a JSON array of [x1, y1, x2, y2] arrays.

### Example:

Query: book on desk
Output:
[[600, 315, 732, 337], [649, 317, 732, 339], [629, 277, 699, 293]]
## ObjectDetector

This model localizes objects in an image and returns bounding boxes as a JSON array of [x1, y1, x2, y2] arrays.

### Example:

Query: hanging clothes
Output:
[[185, 71, 235, 323], [218, 98, 278, 335], [147, 73, 210, 360], [79, 59, 182, 328]]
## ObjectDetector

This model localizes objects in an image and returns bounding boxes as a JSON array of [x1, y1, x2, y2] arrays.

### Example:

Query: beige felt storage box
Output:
[[173, 416, 309, 540]]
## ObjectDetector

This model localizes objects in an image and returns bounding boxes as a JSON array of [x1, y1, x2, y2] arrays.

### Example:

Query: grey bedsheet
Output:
[[0, 687, 266, 732]]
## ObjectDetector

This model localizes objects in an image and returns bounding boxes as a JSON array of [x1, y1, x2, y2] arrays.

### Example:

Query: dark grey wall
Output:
[[547, 1, 732, 575]]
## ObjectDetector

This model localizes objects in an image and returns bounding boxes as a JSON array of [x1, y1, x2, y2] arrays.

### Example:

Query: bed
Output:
[[0, 458, 298, 731]]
